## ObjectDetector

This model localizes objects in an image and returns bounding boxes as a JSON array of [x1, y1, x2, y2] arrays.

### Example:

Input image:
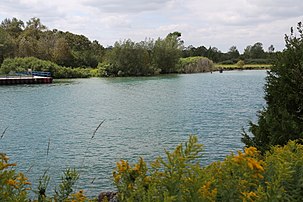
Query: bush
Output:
[[0, 153, 31, 202], [0, 57, 95, 78], [0, 152, 94, 201], [178, 56, 214, 73], [244, 59, 272, 64], [2, 136, 303, 201], [113, 136, 303, 202], [242, 22, 303, 153]]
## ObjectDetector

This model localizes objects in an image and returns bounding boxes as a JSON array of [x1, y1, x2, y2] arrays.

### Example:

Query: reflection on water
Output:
[[0, 70, 266, 197]]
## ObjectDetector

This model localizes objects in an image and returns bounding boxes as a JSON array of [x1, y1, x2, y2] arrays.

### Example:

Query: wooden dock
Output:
[[0, 76, 53, 85]]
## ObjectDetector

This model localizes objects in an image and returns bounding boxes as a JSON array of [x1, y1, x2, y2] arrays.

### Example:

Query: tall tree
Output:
[[0, 28, 16, 62], [152, 32, 183, 73], [105, 39, 152, 76], [227, 46, 240, 60], [242, 22, 303, 153], [250, 42, 265, 59], [0, 17, 24, 38]]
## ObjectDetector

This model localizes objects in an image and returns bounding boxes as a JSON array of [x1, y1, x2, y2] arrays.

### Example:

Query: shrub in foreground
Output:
[[1, 136, 303, 201], [113, 136, 303, 201], [0, 153, 95, 201]]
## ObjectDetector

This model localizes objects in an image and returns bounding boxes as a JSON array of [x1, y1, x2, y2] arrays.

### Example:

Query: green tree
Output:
[[227, 46, 240, 60], [52, 37, 73, 66], [0, 17, 24, 38], [243, 45, 252, 59], [105, 39, 152, 76], [242, 22, 303, 153], [0, 28, 16, 63], [152, 32, 182, 73], [243, 42, 265, 59], [250, 42, 265, 59]]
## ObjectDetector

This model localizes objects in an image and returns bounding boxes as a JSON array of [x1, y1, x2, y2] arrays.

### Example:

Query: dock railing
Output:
[[14, 71, 52, 77]]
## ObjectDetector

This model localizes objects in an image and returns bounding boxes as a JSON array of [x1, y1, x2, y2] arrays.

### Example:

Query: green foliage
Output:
[[113, 135, 204, 202], [105, 39, 154, 76], [54, 168, 80, 201], [1, 17, 276, 74], [263, 141, 303, 201], [0, 153, 31, 202], [0, 17, 105, 68], [178, 56, 214, 73], [0, 154, 93, 201], [103, 33, 182, 76], [242, 22, 303, 153], [0, 57, 93, 78], [2, 136, 303, 201], [152, 33, 183, 73], [35, 170, 50, 202], [113, 136, 303, 202], [243, 42, 266, 59], [0, 57, 59, 74], [236, 60, 245, 68]]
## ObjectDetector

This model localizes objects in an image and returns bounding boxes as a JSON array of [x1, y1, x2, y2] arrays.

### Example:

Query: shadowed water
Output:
[[0, 70, 266, 197]]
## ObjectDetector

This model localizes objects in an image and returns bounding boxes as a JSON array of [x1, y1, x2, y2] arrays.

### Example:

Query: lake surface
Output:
[[0, 70, 267, 197]]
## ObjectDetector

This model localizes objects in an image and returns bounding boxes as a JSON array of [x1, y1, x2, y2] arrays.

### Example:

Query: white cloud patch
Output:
[[86, 0, 173, 13], [0, 0, 302, 51], [100, 15, 131, 29]]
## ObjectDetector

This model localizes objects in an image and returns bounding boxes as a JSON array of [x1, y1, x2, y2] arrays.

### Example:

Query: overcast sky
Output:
[[1, 0, 302, 52]]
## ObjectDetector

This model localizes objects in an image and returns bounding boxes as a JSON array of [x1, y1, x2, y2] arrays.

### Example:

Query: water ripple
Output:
[[0, 70, 266, 198]]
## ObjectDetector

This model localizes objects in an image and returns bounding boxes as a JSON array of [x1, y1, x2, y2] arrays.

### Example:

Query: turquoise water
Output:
[[0, 70, 266, 197]]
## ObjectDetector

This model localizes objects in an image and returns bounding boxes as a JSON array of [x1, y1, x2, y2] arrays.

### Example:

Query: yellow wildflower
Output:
[[117, 160, 130, 172], [7, 179, 19, 189], [199, 181, 217, 199], [1, 163, 17, 170], [128, 183, 133, 189], [70, 190, 87, 202], [113, 172, 121, 183], [247, 158, 264, 172], [7, 179, 17, 186], [144, 176, 151, 183], [244, 147, 257, 156], [0, 154, 10, 162], [242, 191, 257, 201]]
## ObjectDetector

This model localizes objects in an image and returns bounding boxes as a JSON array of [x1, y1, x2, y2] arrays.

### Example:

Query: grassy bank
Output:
[[215, 63, 272, 71]]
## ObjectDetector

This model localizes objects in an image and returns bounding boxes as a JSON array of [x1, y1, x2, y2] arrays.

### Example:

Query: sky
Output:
[[1, 0, 303, 52]]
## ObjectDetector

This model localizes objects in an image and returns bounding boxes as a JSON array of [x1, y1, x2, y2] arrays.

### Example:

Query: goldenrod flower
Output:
[[7, 179, 17, 185], [242, 191, 257, 201], [247, 158, 264, 172], [117, 160, 130, 172], [244, 147, 257, 156]]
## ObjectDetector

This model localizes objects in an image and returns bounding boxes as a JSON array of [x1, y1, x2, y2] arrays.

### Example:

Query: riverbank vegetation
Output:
[[1, 17, 277, 78], [242, 22, 303, 153], [2, 136, 303, 201], [1, 19, 303, 201]]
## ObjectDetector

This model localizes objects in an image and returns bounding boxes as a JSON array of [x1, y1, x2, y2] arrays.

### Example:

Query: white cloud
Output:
[[0, 0, 302, 51], [86, 0, 173, 13]]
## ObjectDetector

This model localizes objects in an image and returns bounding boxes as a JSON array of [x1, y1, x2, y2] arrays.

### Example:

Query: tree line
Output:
[[0, 17, 105, 68], [0, 17, 276, 77]]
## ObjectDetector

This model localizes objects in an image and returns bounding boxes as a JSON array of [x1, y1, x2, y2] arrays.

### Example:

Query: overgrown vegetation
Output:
[[177, 56, 214, 73], [113, 136, 303, 201], [242, 22, 303, 153], [0, 57, 94, 78], [102, 32, 183, 76], [2, 136, 303, 201], [1, 18, 303, 202], [0, 152, 95, 201], [0, 17, 276, 78]]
